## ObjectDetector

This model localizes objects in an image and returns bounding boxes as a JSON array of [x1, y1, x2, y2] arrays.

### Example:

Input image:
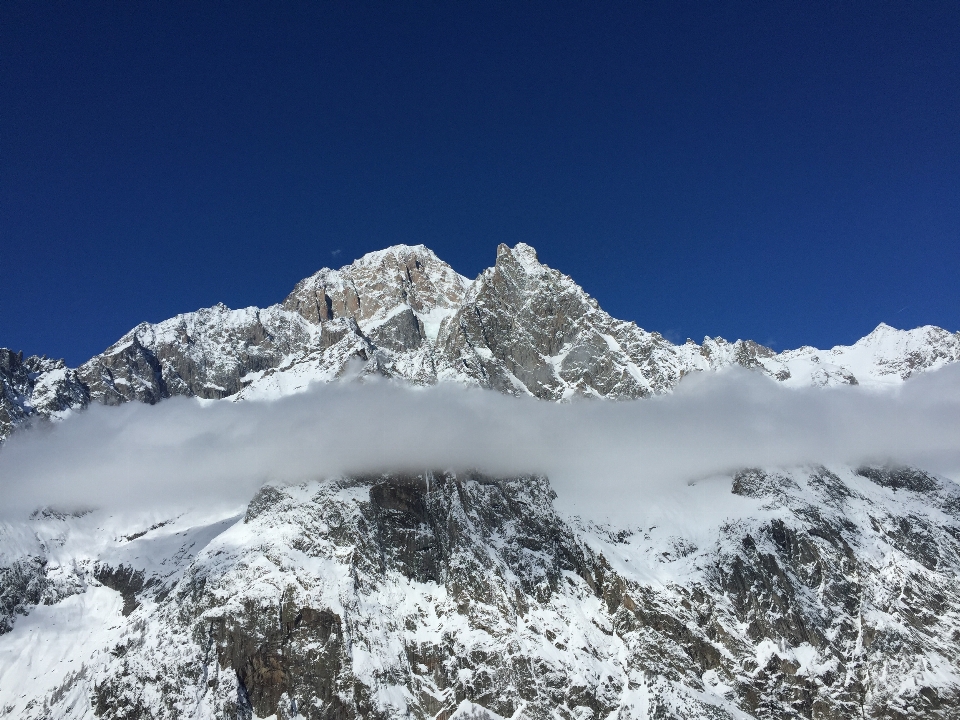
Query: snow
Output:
[[418, 306, 458, 344], [0, 586, 124, 718], [351, 243, 438, 268], [506, 243, 545, 276], [6, 244, 960, 449], [357, 303, 410, 332], [4, 243, 960, 716], [449, 699, 508, 719]]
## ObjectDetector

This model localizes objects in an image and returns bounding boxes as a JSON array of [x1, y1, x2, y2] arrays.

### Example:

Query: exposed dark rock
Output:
[[95, 563, 147, 616], [856, 464, 939, 493], [0, 554, 87, 634], [0, 348, 90, 439], [245, 485, 287, 523], [208, 600, 350, 720], [0, 557, 51, 634], [365, 308, 424, 352]]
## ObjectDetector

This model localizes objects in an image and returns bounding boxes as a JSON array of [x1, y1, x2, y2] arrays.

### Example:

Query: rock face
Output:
[[3, 465, 960, 719], [2, 243, 959, 439], [74, 304, 319, 405], [435, 244, 687, 398], [0, 349, 89, 438]]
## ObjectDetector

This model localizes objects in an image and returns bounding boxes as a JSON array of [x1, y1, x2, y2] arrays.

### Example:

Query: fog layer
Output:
[[2, 365, 960, 520]]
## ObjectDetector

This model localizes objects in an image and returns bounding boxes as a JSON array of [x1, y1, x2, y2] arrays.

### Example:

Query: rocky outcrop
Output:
[[0, 349, 89, 437], [281, 245, 468, 329], [76, 304, 320, 404], [0, 552, 87, 635], [0, 556, 53, 634], [93, 564, 147, 617]]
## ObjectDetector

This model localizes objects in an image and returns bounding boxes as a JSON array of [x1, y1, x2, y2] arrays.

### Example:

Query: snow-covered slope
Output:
[[2, 465, 959, 718], [2, 243, 959, 439], [760, 322, 960, 388]]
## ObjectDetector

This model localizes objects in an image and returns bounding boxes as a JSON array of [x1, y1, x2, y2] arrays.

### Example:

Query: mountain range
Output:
[[1, 244, 959, 720], [2, 243, 959, 441]]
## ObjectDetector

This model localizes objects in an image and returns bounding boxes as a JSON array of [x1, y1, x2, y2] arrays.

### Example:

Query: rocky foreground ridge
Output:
[[3, 243, 960, 439], [2, 465, 960, 719]]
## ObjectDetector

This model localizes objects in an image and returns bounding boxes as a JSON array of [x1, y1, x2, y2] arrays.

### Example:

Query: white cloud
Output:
[[2, 365, 960, 520]]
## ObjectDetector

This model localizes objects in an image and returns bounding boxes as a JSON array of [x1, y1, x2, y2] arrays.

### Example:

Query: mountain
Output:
[[2, 243, 959, 440], [2, 244, 960, 719], [2, 465, 959, 719]]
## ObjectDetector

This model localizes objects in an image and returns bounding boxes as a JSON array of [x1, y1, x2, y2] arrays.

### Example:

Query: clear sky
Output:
[[2, 1, 958, 365]]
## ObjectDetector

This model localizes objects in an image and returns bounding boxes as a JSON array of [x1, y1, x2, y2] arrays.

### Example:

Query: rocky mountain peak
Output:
[[0, 348, 89, 438], [3, 245, 960, 718], [352, 242, 438, 268], [0, 348, 24, 373], [837, 322, 960, 382], [282, 244, 468, 330], [495, 242, 542, 274]]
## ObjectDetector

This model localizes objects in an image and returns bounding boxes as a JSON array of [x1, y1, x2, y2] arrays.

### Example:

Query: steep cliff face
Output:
[[435, 244, 688, 399], [2, 243, 960, 440], [3, 465, 959, 719]]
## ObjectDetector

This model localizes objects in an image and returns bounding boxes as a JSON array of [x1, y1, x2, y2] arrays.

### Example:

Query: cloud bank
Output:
[[2, 365, 960, 520]]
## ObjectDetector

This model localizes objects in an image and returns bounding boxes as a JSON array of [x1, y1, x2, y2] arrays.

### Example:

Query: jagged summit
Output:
[[354, 242, 439, 262], [281, 243, 468, 329], [2, 243, 959, 437], [496, 241, 543, 274]]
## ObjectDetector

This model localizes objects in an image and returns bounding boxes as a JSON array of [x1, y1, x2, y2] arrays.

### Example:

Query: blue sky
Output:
[[2, 1, 958, 365]]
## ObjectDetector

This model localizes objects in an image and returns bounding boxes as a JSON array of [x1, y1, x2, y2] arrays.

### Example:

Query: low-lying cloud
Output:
[[2, 365, 960, 520]]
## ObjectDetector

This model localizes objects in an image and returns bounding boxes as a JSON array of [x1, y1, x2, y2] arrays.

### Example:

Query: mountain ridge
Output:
[[2, 242, 959, 439]]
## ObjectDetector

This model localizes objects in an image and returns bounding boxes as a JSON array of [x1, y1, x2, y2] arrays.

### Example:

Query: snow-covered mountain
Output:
[[2, 243, 959, 440], [2, 465, 959, 719], [3, 244, 960, 719]]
